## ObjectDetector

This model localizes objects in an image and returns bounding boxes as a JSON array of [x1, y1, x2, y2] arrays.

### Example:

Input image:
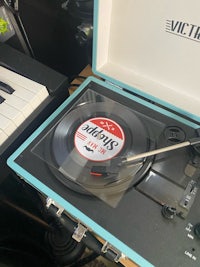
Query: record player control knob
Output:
[[161, 205, 177, 220], [194, 223, 200, 239]]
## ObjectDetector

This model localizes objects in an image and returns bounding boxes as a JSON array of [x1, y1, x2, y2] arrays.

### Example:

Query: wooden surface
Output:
[[69, 64, 98, 95], [70, 65, 139, 267]]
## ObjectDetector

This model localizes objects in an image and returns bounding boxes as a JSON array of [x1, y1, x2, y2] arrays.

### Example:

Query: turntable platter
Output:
[[44, 102, 154, 205]]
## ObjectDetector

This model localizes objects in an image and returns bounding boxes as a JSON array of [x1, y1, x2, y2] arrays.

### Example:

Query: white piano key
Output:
[[0, 66, 48, 101], [0, 90, 33, 118], [0, 102, 25, 127], [0, 114, 17, 136], [0, 66, 49, 146], [0, 129, 8, 146], [6, 82, 43, 110]]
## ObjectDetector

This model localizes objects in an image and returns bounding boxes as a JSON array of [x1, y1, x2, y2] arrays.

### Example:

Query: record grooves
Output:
[[44, 102, 155, 198]]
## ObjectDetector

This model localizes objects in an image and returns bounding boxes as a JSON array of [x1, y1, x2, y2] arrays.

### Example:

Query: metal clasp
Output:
[[72, 223, 87, 242], [46, 197, 64, 217], [101, 241, 123, 262]]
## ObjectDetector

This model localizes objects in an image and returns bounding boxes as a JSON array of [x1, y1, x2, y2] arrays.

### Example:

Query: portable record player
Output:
[[7, 1, 200, 266]]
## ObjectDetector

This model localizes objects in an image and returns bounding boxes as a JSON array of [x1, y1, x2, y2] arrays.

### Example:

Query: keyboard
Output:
[[0, 66, 48, 146]]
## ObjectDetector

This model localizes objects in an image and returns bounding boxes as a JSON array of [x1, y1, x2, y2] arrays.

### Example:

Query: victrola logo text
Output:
[[166, 20, 200, 42]]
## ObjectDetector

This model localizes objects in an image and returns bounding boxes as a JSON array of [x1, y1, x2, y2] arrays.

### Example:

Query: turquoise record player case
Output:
[[7, 1, 200, 266]]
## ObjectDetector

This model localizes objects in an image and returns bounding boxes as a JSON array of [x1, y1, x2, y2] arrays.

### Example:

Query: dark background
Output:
[[0, 1, 97, 266], [3, 0, 94, 79]]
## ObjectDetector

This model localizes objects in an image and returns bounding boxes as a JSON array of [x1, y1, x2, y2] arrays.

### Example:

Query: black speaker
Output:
[[16, 0, 93, 77]]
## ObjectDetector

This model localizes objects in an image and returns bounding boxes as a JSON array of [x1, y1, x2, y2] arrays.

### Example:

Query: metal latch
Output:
[[72, 223, 87, 242], [46, 197, 64, 217], [101, 241, 124, 262]]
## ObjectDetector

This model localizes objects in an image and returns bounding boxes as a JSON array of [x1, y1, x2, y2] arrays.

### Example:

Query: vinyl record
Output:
[[45, 102, 153, 196]]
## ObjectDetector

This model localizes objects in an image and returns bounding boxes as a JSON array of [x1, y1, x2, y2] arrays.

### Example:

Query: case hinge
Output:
[[105, 80, 123, 90], [46, 197, 64, 217], [101, 241, 124, 262], [72, 222, 87, 242]]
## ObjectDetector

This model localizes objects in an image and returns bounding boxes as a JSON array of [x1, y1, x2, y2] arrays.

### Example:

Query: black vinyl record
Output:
[[45, 102, 153, 197]]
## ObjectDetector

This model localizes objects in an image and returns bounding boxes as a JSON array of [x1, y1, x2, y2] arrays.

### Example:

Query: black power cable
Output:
[[47, 205, 123, 266], [68, 251, 99, 267]]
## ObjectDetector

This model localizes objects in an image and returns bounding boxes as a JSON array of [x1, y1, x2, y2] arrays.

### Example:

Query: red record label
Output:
[[74, 117, 125, 161]]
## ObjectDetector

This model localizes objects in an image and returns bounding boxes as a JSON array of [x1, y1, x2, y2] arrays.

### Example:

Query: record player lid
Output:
[[92, 0, 200, 121]]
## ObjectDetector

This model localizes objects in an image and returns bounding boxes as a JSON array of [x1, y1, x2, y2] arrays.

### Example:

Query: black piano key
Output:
[[0, 81, 15, 94], [0, 95, 5, 103]]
